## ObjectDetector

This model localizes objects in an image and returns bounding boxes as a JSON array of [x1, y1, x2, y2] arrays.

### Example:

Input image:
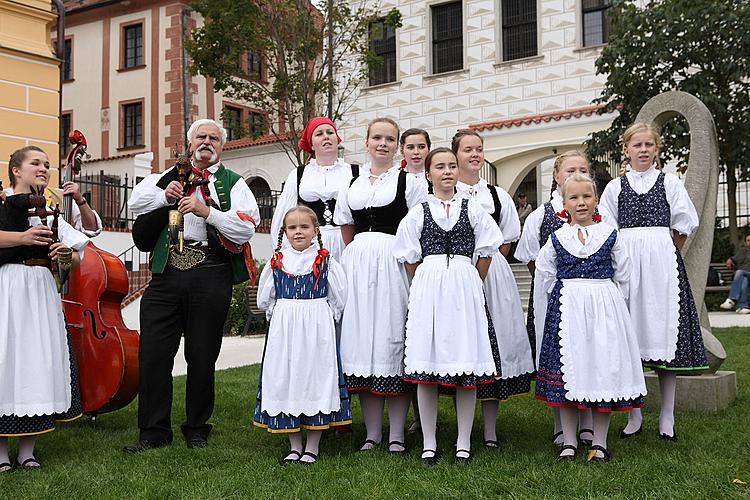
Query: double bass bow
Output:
[[62, 130, 140, 416]]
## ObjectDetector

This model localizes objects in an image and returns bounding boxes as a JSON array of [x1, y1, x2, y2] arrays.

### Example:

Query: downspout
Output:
[[181, 7, 192, 145], [52, 0, 65, 157]]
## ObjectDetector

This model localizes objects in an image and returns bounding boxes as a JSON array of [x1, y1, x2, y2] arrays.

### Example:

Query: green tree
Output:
[[187, 0, 401, 167], [586, 0, 750, 249]]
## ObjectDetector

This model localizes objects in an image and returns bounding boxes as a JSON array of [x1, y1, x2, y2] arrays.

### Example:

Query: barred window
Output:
[[123, 24, 143, 68], [582, 0, 612, 47], [223, 105, 243, 141], [122, 102, 143, 147], [501, 0, 537, 61], [60, 113, 72, 159], [432, 2, 463, 74], [369, 19, 396, 86]]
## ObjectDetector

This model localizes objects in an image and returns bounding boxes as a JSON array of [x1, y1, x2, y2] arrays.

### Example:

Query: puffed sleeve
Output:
[[326, 257, 347, 322], [71, 203, 104, 237], [269, 169, 299, 249], [393, 203, 425, 264], [495, 187, 521, 243], [405, 174, 429, 209], [532, 239, 557, 364], [469, 201, 504, 257], [664, 173, 699, 235], [55, 215, 89, 260], [333, 184, 354, 226], [256, 263, 276, 320], [513, 205, 544, 262], [598, 178, 621, 229], [128, 171, 171, 215], [610, 228, 632, 300]]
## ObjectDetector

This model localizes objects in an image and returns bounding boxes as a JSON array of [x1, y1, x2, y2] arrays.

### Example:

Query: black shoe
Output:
[[619, 425, 642, 439], [578, 428, 594, 447], [552, 430, 564, 449], [484, 439, 501, 450], [454, 449, 472, 465], [18, 457, 42, 470], [388, 440, 407, 455], [299, 451, 318, 465], [556, 444, 577, 462], [186, 435, 208, 449], [358, 439, 380, 452], [658, 431, 678, 442], [279, 450, 302, 466], [122, 439, 169, 454], [586, 444, 611, 463], [421, 449, 438, 467]]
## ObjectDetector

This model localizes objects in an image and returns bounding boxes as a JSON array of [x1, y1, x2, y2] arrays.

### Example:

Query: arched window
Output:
[[247, 177, 274, 233]]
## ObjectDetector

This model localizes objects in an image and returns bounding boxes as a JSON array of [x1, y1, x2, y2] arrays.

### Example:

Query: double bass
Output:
[[61, 130, 140, 415]]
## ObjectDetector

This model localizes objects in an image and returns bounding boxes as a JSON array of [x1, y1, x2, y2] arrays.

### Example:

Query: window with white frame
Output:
[[431, 2, 463, 74], [500, 0, 537, 61]]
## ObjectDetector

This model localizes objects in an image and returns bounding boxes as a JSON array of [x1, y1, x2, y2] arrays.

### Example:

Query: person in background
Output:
[[517, 192, 532, 227], [719, 233, 750, 314]]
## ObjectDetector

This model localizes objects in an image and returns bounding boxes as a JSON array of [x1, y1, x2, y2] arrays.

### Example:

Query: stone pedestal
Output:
[[644, 371, 737, 413]]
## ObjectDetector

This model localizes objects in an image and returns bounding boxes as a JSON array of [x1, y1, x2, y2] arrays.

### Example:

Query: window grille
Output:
[[582, 0, 611, 47], [432, 2, 463, 74], [501, 0, 537, 61], [369, 20, 397, 86]]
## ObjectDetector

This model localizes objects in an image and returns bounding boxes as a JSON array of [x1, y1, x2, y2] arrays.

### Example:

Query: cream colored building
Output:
[[338, 0, 618, 204], [0, 0, 60, 187]]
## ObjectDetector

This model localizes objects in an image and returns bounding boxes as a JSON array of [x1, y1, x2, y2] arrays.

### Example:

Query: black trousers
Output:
[[137, 262, 233, 443]]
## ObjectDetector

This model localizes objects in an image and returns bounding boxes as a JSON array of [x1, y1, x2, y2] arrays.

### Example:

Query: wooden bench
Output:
[[706, 263, 733, 294], [241, 285, 267, 336]]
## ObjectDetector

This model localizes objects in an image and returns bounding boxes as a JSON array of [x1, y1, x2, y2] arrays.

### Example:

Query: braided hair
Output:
[[620, 122, 663, 175]]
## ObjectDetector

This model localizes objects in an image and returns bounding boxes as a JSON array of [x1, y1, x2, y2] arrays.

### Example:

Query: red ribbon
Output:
[[555, 209, 571, 222], [592, 213, 602, 222], [400, 158, 407, 171], [270, 251, 283, 270], [312, 248, 330, 289]]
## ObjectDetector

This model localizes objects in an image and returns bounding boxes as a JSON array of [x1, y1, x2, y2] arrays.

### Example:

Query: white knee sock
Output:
[[592, 411, 612, 458], [481, 400, 499, 442], [17, 436, 36, 463], [386, 394, 410, 451], [417, 384, 439, 455], [285, 431, 303, 460], [559, 407, 579, 457], [624, 407, 643, 434], [0, 437, 9, 464], [658, 370, 677, 437], [359, 392, 384, 449], [552, 407, 564, 445], [300, 430, 323, 462], [455, 387, 476, 457], [579, 408, 594, 440]]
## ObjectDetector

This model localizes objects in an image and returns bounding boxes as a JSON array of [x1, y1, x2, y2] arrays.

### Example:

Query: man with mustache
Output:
[[124, 119, 259, 452]]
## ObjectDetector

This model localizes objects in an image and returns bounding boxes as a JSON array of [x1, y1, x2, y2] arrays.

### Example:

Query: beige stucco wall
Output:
[[0, 0, 59, 186]]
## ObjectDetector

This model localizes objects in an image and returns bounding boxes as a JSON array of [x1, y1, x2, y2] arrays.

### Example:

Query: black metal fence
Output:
[[482, 160, 498, 186], [716, 171, 750, 229]]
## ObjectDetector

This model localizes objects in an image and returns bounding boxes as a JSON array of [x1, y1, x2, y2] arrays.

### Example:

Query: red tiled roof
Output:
[[223, 132, 292, 151], [468, 104, 612, 132], [84, 152, 137, 163], [63, 0, 117, 13]]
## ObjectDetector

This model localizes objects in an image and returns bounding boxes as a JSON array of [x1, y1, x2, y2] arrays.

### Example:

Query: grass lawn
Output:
[[2, 329, 749, 499]]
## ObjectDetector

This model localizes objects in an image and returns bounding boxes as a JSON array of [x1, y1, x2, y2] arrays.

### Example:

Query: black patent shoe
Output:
[[122, 439, 170, 454], [556, 444, 577, 462], [421, 449, 438, 467], [658, 431, 678, 442], [586, 445, 611, 463], [578, 428, 594, 447], [279, 450, 302, 466], [454, 449, 472, 465], [619, 425, 642, 439]]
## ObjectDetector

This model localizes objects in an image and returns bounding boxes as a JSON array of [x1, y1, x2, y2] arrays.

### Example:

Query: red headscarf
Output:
[[298, 117, 341, 154]]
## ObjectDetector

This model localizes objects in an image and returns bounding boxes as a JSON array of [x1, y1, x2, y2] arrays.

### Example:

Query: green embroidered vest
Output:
[[150, 164, 251, 284]]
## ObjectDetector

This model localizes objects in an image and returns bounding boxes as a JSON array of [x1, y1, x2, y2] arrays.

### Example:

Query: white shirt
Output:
[[127, 163, 259, 245], [393, 195, 503, 264], [599, 164, 699, 235], [271, 158, 355, 241], [456, 179, 520, 243], [334, 163, 427, 225]]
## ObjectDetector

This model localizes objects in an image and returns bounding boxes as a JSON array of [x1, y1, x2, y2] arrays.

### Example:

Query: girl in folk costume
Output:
[[399, 127, 431, 434], [399, 128, 431, 194], [253, 206, 350, 465], [534, 173, 646, 462], [599, 123, 708, 441], [452, 131, 535, 450], [395, 148, 503, 464], [334, 118, 427, 454], [0, 147, 88, 471], [514, 150, 597, 448], [270, 117, 358, 261]]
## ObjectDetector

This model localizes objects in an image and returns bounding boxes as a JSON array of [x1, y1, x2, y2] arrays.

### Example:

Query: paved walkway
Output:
[[171, 312, 748, 376]]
